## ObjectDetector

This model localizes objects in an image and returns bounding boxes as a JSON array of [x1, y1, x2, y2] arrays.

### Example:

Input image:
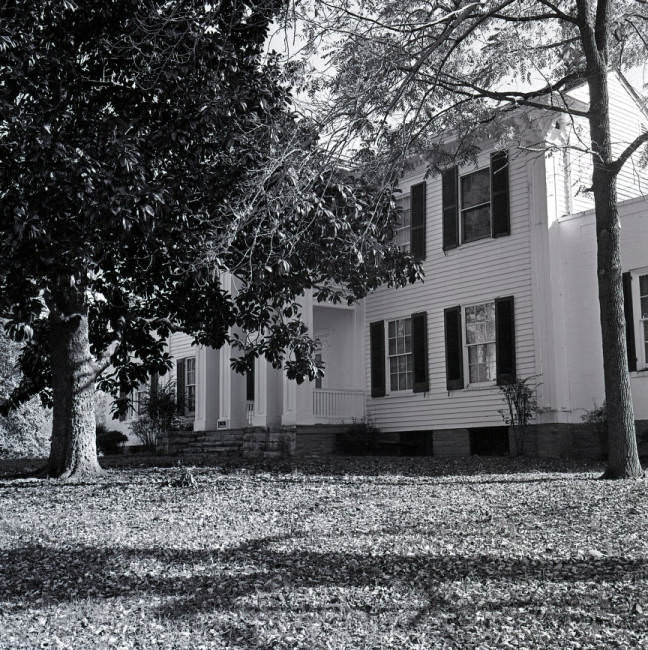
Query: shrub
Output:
[[130, 381, 176, 452], [337, 420, 379, 455], [581, 401, 607, 459], [0, 326, 51, 457], [498, 376, 539, 456], [96, 425, 127, 455]]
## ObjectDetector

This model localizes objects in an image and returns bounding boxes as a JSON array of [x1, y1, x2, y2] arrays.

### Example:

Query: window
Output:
[[442, 151, 510, 250], [465, 302, 496, 383], [640, 275, 648, 364], [394, 194, 411, 252], [461, 167, 491, 243], [185, 357, 196, 413], [388, 318, 413, 391], [136, 387, 147, 416]]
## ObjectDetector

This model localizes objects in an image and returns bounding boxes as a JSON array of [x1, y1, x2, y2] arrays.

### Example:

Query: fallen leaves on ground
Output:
[[0, 456, 647, 649]]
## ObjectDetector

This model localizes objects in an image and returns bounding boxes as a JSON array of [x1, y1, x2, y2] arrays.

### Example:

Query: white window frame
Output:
[[386, 316, 414, 393], [182, 356, 196, 414], [394, 192, 411, 252], [463, 300, 497, 387], [460, 165, 492, 245], [631, 267, 648, 371]]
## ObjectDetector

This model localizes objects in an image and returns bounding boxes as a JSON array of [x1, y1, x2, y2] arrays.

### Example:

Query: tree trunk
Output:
[[588, 69, 643, 479], [47, 306, 102, 479]]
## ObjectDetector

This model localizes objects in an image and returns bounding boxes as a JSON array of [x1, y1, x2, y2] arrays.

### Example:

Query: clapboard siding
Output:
[[567, 73, 647, 215], [366, 147, 536, 431], [168, 333, 196, 372]]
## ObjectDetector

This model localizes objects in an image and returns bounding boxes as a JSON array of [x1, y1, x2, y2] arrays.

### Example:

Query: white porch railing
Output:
[[246, 400, 254, 426], [313, 388, 365, 423]]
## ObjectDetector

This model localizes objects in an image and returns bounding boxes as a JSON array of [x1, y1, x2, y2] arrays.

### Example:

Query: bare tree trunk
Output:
[[588, 69, 643, 479], [47, 306, 102, 479]]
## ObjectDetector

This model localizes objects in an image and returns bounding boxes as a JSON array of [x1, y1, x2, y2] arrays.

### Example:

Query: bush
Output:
[[130, 381, 176, 452], [96, 425, 127, 455], [498, 376, 539, 456], [581, 401, 607, 460], [337, 421, 379, 455], [0, 327, 51, 458]]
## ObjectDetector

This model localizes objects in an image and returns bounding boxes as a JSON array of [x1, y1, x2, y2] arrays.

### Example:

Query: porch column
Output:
[[296, 290, 316, 425], [252, 355, 268, 427], [193, 345, 220, 432]]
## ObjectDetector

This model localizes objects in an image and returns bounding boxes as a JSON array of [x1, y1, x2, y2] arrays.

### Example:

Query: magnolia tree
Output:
[[291, 0, 648, 478], [0, 0, 418, 479]]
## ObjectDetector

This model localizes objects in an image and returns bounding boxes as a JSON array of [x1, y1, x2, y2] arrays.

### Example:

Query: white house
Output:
[[106, 71, 648, 458]]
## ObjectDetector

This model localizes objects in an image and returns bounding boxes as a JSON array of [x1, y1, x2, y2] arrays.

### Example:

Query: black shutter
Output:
[[495, 296, 516, 385], [491, 150, 510, 238], [370, 321, 386, 397], [118, 389, 127, 422], [411, 311, 429, 393], [176, 358, 185, 415], [442, 167, 459, 251], [444, 306, 464, 390], [246, 365, 255, 402], [410, 181, 426, 260], [623, 272, 637, 372], [150, 372, 159, 401]]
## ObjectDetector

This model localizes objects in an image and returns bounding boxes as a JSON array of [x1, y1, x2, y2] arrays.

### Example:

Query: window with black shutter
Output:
[[411, 311, 429, 392], [444, 306, 464, 390], [623, 272, 638, 372], [495, 296, 516, 385], [442, 151, 510, 250], [410, 182, 426, 260], [370, 321, 386, 397]]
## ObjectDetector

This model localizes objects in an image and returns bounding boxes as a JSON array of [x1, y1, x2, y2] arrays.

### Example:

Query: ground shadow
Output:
[[2, 538, 646, 629]]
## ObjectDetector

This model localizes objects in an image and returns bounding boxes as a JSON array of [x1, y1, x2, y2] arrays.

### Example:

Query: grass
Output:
[[1, 456, 648, 649]]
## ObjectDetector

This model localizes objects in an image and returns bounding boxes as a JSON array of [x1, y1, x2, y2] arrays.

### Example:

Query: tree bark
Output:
[[587, 68, 643, 479], [47, 305, 102, 479]]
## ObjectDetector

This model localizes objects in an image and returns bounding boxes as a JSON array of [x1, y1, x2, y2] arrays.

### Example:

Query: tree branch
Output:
[[611, 130, 648, 174]]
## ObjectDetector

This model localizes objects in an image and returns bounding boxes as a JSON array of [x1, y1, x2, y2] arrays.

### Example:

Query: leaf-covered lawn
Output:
[[1, 457, 648, 649]]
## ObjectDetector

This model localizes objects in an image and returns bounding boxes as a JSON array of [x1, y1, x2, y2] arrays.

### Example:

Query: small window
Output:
[[640, 274, 648, 364], [461, 168, 491, 243], [185, 357, 196, 413], [465, 302, 496, 383], [388, 318, 413, 391], [394, 194, 411, 252]]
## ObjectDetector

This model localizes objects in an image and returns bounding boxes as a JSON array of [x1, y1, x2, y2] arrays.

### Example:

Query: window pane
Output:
[[462, 205, 491, 242], [461, 168, 490, 208], [485, 342, 496, 381], [641, 296, 648, 319], [390, 372, 398, 392], [388, 320, 396, 338], [640, 274, 648, 297], [388, 338, 397, 355]]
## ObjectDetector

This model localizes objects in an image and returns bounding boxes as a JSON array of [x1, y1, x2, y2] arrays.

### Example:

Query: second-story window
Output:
[[461, 168, 491, 243], [394, 194, 411, 252]]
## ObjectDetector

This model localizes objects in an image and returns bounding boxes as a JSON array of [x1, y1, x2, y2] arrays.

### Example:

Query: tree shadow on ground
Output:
[[2, 537, 646, 629]]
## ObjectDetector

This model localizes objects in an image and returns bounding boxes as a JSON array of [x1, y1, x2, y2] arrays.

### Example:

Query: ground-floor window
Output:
[[465, 301, 496, 384], [388, 317, 413, 391]]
